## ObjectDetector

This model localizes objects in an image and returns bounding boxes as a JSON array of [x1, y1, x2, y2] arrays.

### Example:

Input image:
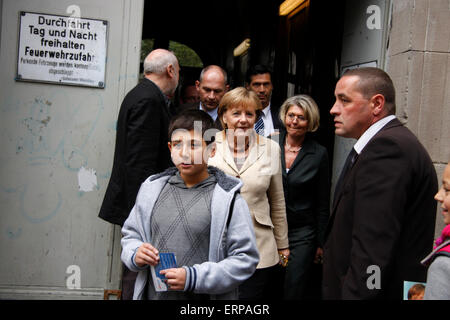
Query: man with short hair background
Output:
[[179, 65, 229, 130], [245, 65, 283, 137]]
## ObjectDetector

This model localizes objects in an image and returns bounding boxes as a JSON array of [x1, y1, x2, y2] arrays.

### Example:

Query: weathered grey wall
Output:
[[0, 0, 143, 299], [387, 0, 450, 238]]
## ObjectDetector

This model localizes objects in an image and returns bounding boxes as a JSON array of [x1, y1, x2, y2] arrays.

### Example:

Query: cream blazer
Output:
[[209, 131, 289, 268]]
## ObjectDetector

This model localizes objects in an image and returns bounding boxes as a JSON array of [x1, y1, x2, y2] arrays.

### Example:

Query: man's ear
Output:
[[371, 94, 385, 116], [207, 142, 216, 158], [167, 142, 172, 152], [195, 80, 201, 91], [225, 84, 230, 92], [167, 64, 175, 78]]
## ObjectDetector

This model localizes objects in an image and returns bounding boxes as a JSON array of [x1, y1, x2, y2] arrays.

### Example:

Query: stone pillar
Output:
[[387, 0, 450, 237]]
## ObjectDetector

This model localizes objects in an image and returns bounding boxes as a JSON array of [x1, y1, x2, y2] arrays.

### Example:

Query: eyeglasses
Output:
[[286, 113, 306, 121]]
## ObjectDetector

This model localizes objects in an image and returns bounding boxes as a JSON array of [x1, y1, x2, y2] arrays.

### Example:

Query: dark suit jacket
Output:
[[269, 104, 283, 133], [275, 131, 330, 246], [176, 102, 223, 130], [322, 118, 437, 299], [99, 78, 172, 226]]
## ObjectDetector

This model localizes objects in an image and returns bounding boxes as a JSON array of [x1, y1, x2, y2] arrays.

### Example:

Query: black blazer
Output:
[[98, 78, 172, 226], [322, 118, 438, 299], [269, 105, 283, 133], [275, 131, 330, 246]]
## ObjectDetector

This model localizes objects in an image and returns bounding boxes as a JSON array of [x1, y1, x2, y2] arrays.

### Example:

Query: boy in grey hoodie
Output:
[[121, 109, 259, 300]]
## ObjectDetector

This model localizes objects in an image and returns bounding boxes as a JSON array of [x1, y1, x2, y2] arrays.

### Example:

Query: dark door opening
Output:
[[273, 1, 345, 165], [141, 0, 345, 172]]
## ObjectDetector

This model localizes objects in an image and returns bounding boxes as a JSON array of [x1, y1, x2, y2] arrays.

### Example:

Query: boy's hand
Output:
[[134, 243, 159, 267], [159, 268, 186, 291]]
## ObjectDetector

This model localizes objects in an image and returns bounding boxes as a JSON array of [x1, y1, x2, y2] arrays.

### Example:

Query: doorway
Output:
[[274, 1, 345, 164]]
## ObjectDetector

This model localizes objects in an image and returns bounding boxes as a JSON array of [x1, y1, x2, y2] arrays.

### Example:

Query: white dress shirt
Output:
[[353, 115, 396, 154], [258, 103, 275, 137], [199, 102, 218, 121]]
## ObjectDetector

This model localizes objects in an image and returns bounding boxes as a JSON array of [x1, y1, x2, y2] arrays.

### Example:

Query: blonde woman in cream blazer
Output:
[[208, 87, 289, 300]]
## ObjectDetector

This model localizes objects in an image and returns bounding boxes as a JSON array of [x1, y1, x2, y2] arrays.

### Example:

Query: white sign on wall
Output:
[[16, 11, 108, 88]]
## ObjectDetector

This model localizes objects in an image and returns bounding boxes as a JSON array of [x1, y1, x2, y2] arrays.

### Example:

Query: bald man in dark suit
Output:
[[177, 65, 228, 130]]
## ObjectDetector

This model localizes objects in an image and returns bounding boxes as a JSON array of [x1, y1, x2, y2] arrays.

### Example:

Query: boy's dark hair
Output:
[[245, 64, 273, 84], [168, 109, 217, 145]]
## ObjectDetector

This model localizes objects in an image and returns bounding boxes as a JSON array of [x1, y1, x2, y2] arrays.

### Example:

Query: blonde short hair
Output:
[[217, 87, 263, 129], [279, 94, 320, 132]]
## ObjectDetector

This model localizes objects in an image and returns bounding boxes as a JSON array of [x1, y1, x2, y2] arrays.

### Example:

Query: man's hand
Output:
[[313, 247, 324, 264], [134, 243, 159, 267], [159, 268, 186, 291]]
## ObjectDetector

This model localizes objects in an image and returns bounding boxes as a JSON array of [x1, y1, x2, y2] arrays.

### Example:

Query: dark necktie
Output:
[[333, 148, 358, 205], [255, 116, 265, 136]]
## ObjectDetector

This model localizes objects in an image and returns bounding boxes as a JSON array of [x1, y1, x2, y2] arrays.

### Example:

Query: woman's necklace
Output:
[[285, 141, 301, 153]]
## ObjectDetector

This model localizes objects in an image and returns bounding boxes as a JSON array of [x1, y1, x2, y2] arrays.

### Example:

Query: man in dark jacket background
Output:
[[177, 65, 228, 130], [245, 64, 283, 137], [98, 48, 179, 299]]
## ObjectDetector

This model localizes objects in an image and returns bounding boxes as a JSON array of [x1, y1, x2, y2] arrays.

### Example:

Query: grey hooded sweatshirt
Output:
[[121, 166, 259, 300]]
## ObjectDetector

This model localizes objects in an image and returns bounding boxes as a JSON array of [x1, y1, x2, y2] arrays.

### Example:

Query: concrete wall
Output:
[[387, 0, 450, 238], [0, 0, 143, 299]]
